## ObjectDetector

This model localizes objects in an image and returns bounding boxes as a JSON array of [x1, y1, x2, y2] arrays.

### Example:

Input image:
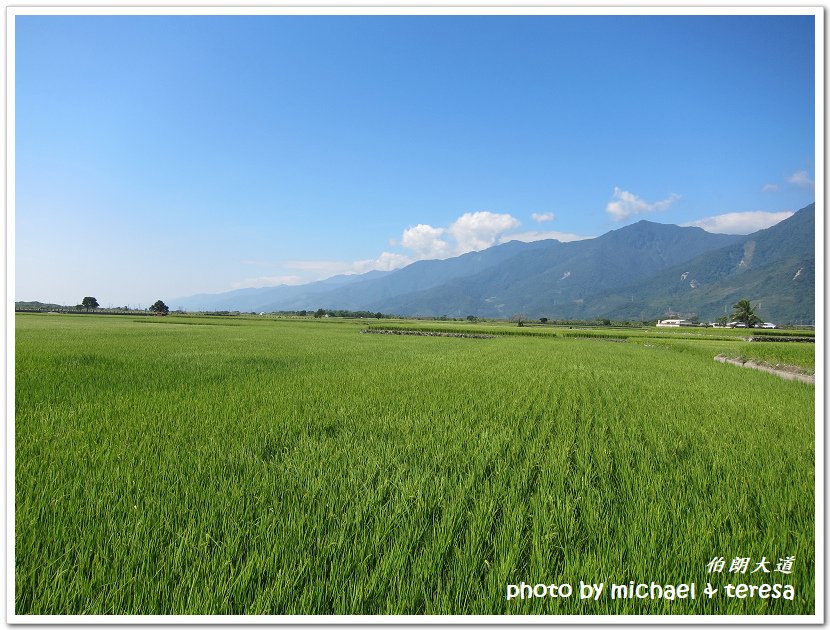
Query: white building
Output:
[[656, 319, 695, 327]]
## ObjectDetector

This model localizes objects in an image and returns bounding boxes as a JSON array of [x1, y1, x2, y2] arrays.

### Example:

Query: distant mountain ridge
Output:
[[579, 203, 815, 323], [172, 269, 393, 312], [171, 203, 815, 323]]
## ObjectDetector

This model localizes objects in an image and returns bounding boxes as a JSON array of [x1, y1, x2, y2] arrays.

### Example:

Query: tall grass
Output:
[[15, 314, 814, 615]]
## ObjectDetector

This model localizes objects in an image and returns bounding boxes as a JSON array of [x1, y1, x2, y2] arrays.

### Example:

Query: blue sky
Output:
[[15, 13, 816, 307]]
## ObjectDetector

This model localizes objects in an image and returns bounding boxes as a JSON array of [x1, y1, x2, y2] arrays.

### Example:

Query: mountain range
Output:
[[171, 203, 815, 324]]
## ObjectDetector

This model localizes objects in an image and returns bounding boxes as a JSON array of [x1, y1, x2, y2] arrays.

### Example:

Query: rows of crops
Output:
[[363, 320, 815, 341], [15, 313, 815, 615]]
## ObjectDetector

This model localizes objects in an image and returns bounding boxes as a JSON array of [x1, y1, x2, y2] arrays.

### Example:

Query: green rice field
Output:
[[14, 313, 816, 616]]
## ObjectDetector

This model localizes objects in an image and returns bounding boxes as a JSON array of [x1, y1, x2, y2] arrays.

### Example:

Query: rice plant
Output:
[[15, 313, 815, 616]]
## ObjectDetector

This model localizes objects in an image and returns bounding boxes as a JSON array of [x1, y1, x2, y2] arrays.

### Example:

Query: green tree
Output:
[[731, 298, 761, 327], [149, 300, 170, 316], [539, 317, 548, 324], [81, 297, 99, 311]]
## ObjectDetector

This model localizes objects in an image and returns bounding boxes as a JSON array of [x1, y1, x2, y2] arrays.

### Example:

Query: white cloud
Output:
[[761, 183, 780, 193], [787, 170, 814, 189], [260, 209, 580, 289], [531, 212, 556, 222], [398, 211, 522, 258], [231, 275, 304, 289], [499, 230, 591, 244], [605, 187, 681, 221], [682, 211, 793, 234], [350, 252, 413, 274], [400, 224, 451, 259], [447, 211, 520, 254]]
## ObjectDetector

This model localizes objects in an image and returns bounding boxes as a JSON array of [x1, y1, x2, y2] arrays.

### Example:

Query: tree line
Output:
[[15, 297, 172, 316], [16, 296, 771, 327]]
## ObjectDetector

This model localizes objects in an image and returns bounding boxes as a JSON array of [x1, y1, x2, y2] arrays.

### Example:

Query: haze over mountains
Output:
[[173, 203, 815, 324]]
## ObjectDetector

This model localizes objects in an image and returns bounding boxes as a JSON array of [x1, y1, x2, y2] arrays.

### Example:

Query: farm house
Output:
[[656, 319, 696, 327]]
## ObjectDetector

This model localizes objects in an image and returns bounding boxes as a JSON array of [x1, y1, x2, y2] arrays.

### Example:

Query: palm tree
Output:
[[731, 298, 761, 327]]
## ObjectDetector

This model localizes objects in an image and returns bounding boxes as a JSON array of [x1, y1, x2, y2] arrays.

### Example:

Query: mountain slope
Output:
[[372, 221, 742, 317], [170, 270, 392, 312], [173, 238, 553, 312], [577, 203, 815, 323], [171, 204, 814, 323], [256, 238, 553, 312]]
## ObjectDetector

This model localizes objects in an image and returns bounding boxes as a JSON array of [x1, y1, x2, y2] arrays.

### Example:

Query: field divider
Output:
[[360, 329, 496, 339], [714, 354, 815, 384]]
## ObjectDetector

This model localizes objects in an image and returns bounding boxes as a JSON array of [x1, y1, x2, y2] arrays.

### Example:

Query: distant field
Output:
[[15, 313, 815, 615], [364, 319, 816, 340]]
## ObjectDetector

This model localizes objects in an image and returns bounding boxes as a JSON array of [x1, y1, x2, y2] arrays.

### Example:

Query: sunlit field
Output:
[[15, 313, 815, 615]]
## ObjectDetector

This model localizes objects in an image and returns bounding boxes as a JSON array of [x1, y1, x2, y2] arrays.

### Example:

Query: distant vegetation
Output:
[[14, 301, 66, 311], [16, 301, 816, 333], [731, 298, 761, 327], [80, 296, 99, 311], [149, 300, 170, 316], [15, 303, 165, 316]]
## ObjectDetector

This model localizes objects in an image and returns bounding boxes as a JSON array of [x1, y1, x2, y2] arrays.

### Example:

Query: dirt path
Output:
[[714, 355, 815, 384]]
